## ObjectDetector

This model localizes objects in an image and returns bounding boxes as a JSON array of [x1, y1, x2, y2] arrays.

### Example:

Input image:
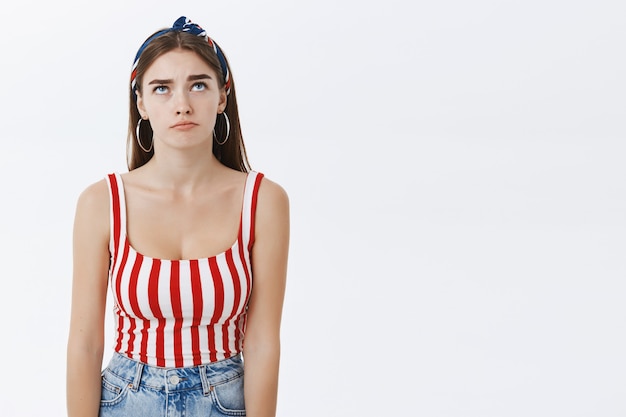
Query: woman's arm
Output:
[[243, 178, 290, 417], [66, 180, 111, 417]]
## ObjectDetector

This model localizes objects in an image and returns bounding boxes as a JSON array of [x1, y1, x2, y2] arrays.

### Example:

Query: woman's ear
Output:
[[136, 91, 146, 118], [218, 90, 227, 113]]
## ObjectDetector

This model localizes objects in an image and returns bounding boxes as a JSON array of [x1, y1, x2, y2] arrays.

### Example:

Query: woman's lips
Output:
[[171, 121, 197, 130]]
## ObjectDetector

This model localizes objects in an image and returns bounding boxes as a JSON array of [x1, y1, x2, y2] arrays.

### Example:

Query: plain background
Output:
[[1, 1, 625, 416]]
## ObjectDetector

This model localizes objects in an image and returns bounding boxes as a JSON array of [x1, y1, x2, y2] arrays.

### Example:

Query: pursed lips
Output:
[[171, 121, 198, 130]]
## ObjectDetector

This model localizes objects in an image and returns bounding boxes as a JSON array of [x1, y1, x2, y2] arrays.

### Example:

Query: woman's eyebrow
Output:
[[147, 74, 212, 85], [148, 78, 172, 85], [188, 74, 212, 81]]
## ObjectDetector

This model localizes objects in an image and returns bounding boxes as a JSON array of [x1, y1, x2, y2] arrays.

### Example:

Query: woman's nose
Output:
[[175, 93, 192, 115]]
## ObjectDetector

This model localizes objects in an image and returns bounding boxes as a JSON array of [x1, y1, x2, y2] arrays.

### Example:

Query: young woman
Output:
[[67, 16, 289, 417]]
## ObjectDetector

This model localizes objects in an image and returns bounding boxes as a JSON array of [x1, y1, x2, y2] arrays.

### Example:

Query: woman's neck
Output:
[[139, 147, 226, 194]]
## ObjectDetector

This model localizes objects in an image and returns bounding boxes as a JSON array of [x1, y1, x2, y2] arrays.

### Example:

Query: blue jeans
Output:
[[99, 352, 245, 417]]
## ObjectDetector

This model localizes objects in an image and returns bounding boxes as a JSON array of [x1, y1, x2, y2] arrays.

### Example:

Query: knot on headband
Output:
[[130, 16, 231, 96]]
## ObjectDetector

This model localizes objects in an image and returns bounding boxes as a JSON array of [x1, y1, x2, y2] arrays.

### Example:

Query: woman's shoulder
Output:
[[255, 173, 289, 222], [75, 176, 111, 216], [255, 172, 288, 202], [249, 172, 289, 265]]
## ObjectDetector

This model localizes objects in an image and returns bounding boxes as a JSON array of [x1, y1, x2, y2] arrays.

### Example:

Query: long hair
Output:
[[128, 30, 250, 172]]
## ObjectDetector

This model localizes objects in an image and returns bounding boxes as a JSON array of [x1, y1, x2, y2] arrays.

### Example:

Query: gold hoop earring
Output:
[[136, 118, 153, 152]]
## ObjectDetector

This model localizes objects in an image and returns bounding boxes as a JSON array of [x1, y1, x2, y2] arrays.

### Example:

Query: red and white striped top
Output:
[[105, 171, 263, 368]]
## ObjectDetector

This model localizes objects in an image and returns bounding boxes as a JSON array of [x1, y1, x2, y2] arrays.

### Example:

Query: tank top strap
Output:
[[240, 171, 264, 251], [105, 173, 128, 259]]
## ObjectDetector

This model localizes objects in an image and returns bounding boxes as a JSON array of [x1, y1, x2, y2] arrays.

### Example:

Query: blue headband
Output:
[[131, 16, 231, 96]]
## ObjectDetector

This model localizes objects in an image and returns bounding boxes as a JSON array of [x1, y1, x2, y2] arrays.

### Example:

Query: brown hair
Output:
[[128, 30, 250, 172]]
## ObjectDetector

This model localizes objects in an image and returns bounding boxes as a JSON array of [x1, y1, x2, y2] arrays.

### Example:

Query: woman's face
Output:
[[136, 48, 227, 151]]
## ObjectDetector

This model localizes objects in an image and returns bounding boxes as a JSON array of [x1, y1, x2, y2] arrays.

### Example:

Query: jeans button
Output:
[[169, 375, 180, 385]]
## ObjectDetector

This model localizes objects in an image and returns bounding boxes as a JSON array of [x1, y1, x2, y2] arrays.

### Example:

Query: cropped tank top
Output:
[[105, 171, 264, 368]]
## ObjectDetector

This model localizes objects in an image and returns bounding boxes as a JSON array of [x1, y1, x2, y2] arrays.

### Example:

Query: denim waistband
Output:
[[104, 352, 244, 394]]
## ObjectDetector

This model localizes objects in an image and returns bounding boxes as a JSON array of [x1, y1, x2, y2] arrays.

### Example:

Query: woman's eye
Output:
[[154, 85, 168, 94], [191, 82, 207, 91]]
